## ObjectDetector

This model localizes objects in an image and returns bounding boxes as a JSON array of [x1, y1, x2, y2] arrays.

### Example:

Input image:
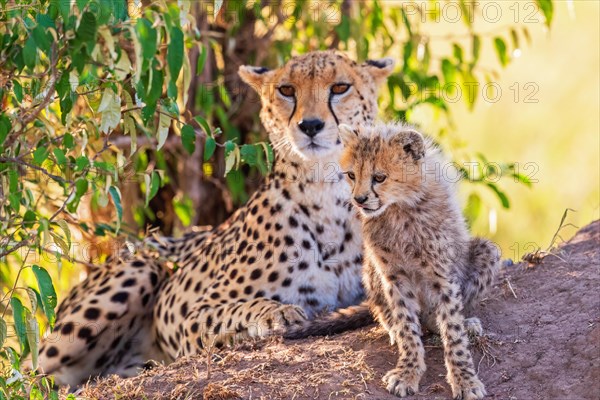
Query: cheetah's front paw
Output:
[[250, 304, 307, 338], [451, 376, 486, 400], [383, 368, 422, 397], [464, 317, 483, 336]]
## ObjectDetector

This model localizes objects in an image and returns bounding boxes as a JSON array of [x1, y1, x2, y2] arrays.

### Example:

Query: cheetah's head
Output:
[[339, 122, 428, 218], [239, 51, 394, 162]]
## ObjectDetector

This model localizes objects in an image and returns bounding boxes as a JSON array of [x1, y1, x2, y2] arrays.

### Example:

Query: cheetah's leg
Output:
[[179, 298, 307, 355], [424, 239, 499, 337], [378, 273, 426, 398], [363, 262, 393, 334], [433, 277, 486, 400]]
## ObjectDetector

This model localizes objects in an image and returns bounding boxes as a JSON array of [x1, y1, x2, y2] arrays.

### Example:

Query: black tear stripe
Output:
[[371, 182, 380, 199], [288, 96, 297, 125], [328, 93, 340, 125]]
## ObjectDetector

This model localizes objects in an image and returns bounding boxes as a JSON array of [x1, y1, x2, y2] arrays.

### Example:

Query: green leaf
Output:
[[173, 195, 193, 227], [240, 144, 258, 166], [203, 137, 216, 161], [512, 172, 533, 188], [26, 315, 39, 370], [334, 16, 350, 43], [23, 36, 37, 69], [136, 19, 157, 59], [0, 318, 6, 348], [465, 193, 482, 224], [10, 297, 28, 353], [472, 35, 481, 64], [453, 43, 463, 64], [493, 37, 508, 67], [53, 148, 67, 165], [536, 0, 553, 27], [196, 45, 208, 76], [108, 186, 123, 232], [441, 58, 455, 85], [8, 169, 18, 193], [194, 115, 211, 136], [32, 265, 57, 329], [75, 156, 89, 171], [63, 133, 74, 149], [181, 124, 196, 155], [167, 26, 184, 89], [148, 171, 160, 204], [75, 178, 88, 197], [76, 12, 97, 43], [12, 79, 23, 102], [32, 25, 51, 54], [9, 192, 21, 213], [24, 210, 37, 228], [0, 114, 10, 145], [486, 183, 510, 208], [33, 146, 49, 165]]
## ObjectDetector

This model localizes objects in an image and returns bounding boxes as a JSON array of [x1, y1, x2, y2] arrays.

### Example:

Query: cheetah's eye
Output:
[[331, 83, 351, 95], [278, 85, 295, 97], [373, 173, 387, 183], [346, 171, 355, 180]]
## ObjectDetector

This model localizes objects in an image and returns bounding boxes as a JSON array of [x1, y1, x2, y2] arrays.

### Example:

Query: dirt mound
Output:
[[77, 221, 600, 400]]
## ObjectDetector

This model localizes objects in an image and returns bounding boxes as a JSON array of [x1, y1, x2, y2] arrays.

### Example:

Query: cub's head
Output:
[[239, 51, 394, 162], [339, 122, 428, 218]]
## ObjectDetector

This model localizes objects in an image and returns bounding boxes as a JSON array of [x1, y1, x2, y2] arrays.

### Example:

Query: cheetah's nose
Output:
[[354, 195, 368, 205], [298, 119, 325, 138]]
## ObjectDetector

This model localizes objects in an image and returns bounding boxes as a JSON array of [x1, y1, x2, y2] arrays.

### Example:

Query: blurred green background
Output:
[[435, 1, 599, 259]]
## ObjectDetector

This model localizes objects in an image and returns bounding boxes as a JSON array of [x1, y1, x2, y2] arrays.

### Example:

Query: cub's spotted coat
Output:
[[38, 51, 395, 386], [339, 122, 500, 399]]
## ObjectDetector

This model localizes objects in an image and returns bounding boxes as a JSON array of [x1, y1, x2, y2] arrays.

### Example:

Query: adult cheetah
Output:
[[37, 51, 395, 386]]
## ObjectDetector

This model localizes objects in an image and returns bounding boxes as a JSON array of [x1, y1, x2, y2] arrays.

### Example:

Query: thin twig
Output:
[[0, 157, 71, 184], [0, 239, 30, 259], [504, 278, 517, 299]]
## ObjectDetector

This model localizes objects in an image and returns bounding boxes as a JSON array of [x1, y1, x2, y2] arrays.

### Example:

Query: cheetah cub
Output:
[[339, 122, 500, 399]]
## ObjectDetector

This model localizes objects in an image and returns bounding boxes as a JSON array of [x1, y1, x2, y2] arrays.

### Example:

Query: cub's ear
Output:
[[362, 58, 396, 85], [238, 65, 273, 92], [392, 129, 425, 161], [338, 124, 359, 147]]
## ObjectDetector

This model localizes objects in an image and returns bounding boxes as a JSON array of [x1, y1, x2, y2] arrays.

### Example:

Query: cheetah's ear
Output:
[[362, 58, 395, 86], [392, 129, 425, 162], [338, 124, 359, 147], [239, 65, 273, 93]]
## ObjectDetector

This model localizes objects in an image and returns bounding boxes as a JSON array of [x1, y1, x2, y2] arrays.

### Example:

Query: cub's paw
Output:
[[464, 317, 483, 336], [451, 376, 486, 400], [383, 368, 422, 397], [250, 304, 307, 338]]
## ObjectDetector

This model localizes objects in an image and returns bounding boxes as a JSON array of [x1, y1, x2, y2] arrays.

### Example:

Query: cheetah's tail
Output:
[[283, 302, 374, 339]]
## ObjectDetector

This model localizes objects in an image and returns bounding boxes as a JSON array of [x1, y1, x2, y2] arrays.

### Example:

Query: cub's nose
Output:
[[354, 195, 368, 205], [298, 119, 325, 138]]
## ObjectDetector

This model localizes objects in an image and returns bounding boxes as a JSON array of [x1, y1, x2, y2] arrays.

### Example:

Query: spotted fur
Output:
[[339, 122, 500, 399], [38, 51, 395, 386]]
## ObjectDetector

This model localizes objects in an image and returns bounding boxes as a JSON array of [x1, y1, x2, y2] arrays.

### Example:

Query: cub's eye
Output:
[[346, 171, 355, 180], [278, 85, 295, 97], [331, 83, 351, 95], [373, 173, 387, 183]]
